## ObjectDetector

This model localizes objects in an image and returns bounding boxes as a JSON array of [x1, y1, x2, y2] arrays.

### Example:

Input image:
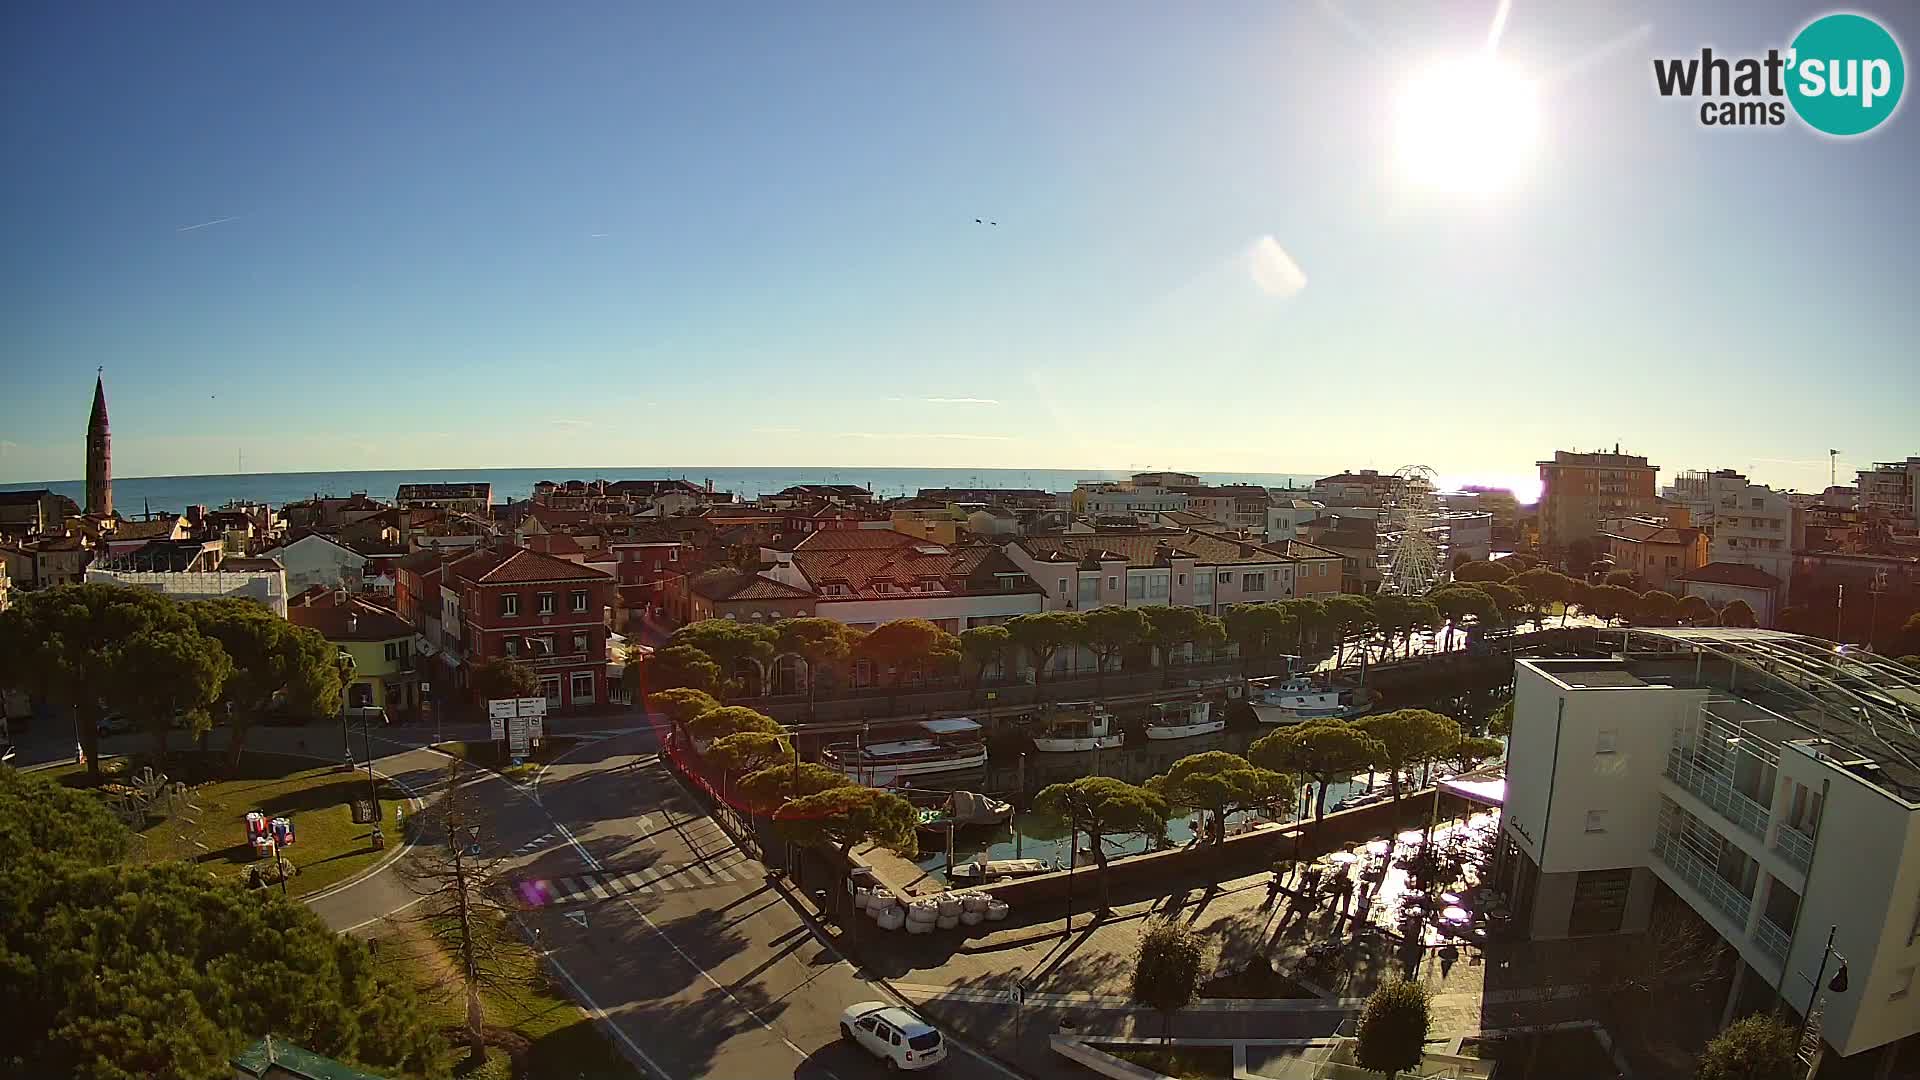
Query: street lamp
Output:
[[360, 708, 384, 849], [1794, 925, 1850, 1053]]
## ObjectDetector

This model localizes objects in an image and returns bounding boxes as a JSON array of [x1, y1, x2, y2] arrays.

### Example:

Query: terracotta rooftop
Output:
[[1675, 561, 1782, 589], [288, 593, 416, 641], [1017, 530, 1294, 568], [692, 573, 815, 602], [1602, 522, 1704, 546], [448, 546, 612, 586], [791, 532, 1037, 599]]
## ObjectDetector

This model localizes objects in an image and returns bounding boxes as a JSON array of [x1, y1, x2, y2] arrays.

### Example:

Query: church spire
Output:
[[86, 370, 112, 518]]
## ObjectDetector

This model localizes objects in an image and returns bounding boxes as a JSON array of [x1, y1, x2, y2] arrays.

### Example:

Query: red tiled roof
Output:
[[288, 593, 416, 641], [1603, 522, 1703, 546], [448, 546, 611, 586], [791, 532, 1036, 599], [1676, 561, 1781, 589], [1017, 530, 1291, 568], [692, 573, 815, 602], [527, 532, 586, 556]]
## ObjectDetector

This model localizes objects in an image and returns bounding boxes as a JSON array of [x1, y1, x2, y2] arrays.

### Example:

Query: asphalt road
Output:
[[510, 729, 1022, 1080]]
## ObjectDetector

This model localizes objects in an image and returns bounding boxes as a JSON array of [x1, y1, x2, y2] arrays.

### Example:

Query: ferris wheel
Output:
[[1378, 465, 1444, 596]]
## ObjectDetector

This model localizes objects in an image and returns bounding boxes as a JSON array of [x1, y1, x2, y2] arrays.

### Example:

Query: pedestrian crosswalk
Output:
[[526, 854, 757, 906]]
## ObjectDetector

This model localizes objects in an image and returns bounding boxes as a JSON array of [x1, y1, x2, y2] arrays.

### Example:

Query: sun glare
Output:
[[1392, 55, 1541, 196]]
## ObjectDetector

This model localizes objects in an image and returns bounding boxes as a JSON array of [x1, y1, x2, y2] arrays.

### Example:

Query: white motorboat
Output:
[[823, 717, 988, 787], [1249, 675, 1370, 725], [1144, 699, 1224, 740], [1030, 701, 1124, 752]]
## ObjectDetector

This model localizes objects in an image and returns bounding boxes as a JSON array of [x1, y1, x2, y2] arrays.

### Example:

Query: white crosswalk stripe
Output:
[[539, 856, 755, 905]]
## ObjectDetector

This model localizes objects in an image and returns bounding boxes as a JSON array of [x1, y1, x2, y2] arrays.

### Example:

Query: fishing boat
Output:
[[822, 717, 988, 787], [1143, 699, 1224, 740], [914, 790, 1015, 835], [1249, 675, 1370, 725], [1030, 701, 1124, 752], [949, 858, 1052, 885]]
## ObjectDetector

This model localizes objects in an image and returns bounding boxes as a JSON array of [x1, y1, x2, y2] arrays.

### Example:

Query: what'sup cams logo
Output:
[[1653, 11, 1905, 135]]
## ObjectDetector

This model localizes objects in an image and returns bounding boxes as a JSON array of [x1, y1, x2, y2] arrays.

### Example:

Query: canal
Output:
[[903, 687, 1508, 882]]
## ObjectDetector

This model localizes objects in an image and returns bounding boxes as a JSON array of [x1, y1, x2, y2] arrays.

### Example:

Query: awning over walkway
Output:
[[1439, 763, 1507, 807]]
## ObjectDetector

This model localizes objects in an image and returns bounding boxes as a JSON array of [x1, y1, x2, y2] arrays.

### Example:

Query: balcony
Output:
[[1665, 752, 1771, 840], [1772, 823, 1814, 875], [1753, 917, 1791, 968], [1653, 833, 1753, 927]]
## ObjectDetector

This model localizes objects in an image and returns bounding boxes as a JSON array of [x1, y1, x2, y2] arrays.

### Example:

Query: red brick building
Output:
[[444, 546, 615, 711]]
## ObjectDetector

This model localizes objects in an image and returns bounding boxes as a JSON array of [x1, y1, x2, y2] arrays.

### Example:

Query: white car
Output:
[[839, 1001, 945, 1071]]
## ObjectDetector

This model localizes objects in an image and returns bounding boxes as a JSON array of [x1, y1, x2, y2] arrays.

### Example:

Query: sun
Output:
[[1392, 55, 1542, 196]]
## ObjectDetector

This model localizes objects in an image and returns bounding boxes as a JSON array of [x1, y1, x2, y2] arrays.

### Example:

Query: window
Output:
[[1057, 577, 1067, 595], [571, 590, 588, 613], [1107, 575, 1118, 591], [1596, 729, 1617, 753], [570, 671, 594, 703], [540, 675, 561, 703], [385, 641, 400, 662], [1244, 572, 1266, 593], [1318, 563, 1328, 577], [1583, 810, 1608, 833], [1177, 573, 1186, 586], [1751, 497, 1764, 510], [1128, 576, 1145, 600], [669, 549, 679, 561], [501, 593, 518, 617], [537, 592, 556, 615], [572, 631, 589, 654], [1218, 572, 1233, 584], [503, 637, 520, 658]]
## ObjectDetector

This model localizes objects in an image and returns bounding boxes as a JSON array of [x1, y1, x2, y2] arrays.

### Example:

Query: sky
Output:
[[2, 1, 1916, 497]]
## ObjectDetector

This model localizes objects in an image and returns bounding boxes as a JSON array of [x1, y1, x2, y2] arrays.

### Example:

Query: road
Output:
[[505, 728, 1022, 1079]]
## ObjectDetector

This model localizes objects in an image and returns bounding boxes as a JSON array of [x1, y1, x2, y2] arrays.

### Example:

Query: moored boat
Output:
[[1030, 701, 1124, 752], [1249, 675, 1370, 725], [822, 717, 988, 786], [1143, 699, 1224, 740]]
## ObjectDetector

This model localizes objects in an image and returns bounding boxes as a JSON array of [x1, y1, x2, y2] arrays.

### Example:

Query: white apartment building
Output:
[[1268, 498, 1326, 542], [1711, 482, 1793, 585], [85, 565, 290, 617], [1662, 469, 1751, 529], [1858, 458, 1920, 533], [1498, 629, 1920, 1071]]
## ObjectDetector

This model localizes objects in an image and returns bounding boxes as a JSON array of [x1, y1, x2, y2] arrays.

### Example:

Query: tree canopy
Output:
[[1718, 599, 1758, 628], [686, 705, 782, 746], [1131, 920, 1206, 1045], [111, 625, 234, 761], [1354, 979, 1432, 1078], [1513, 568, 1573, 629], [1355, 709, 1463, 801], [647, 644, 725, 697], [1224, 604, 1295, 673], [186, 599, 342, 767], [1694, 1015, 1798, 1080], [0, 583, 204, 781], [470, 656, 539, 702], [1675, 594, 1716, 626], [0, 860, 443, 1080], [671, 620, 776, 694], [0, 767, 131, 868], [857, 619, 961, 699], [1322, 595, 1376, 663], [1249, 721, 1383, 821], [1451, 560, 1514, 584], [1032, 776, 1168, 903], [1476, 581, 1526, 626], [1146, 750, 1290, 844], [1005, 612, 1085, 689], [1585, 583, 1639, 625], [733, 761, 849, 812], [1076, 606, 1149, 692], [706, 730, 792, 774], [773, 785, 917, 858], [1638, 590, 1679, 626], [958, 624, 1012, 692], [1139, 606, 1225, 682]]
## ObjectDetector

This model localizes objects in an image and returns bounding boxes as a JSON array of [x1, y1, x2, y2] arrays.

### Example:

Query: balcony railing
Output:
[[1653, 833, 1753, 927], [1754, 917, 1791, 968], [1665, 752, 1771, 840], [1772, 824, 1814, 875]]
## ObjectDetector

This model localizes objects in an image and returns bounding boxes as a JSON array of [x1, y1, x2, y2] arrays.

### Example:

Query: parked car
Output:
[[97, 713, 135, 737], [839, 1001, 945, 1071]]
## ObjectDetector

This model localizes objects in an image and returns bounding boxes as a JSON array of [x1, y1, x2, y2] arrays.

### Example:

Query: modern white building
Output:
[[1711, 482, 1793, 586], [85, 565, 290, 617], [1497, 629, 1920, 1071], [1662, 469, 1752, 529], [1858, 458, 1920, 533]]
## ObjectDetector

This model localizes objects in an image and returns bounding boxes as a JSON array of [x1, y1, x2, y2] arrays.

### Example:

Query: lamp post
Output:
[[360, 709, 384, 849], [1794, 925, 1850, 1063]]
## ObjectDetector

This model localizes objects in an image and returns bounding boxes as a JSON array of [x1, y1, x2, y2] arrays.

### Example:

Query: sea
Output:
[[0, 466, 1315, 513]]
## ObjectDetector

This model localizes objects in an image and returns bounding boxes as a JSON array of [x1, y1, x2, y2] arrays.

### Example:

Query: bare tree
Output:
[[396, 760, 523, 1065]]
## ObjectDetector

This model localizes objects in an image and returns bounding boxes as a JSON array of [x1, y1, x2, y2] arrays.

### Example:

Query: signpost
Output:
[[488, 697, 547, 762]]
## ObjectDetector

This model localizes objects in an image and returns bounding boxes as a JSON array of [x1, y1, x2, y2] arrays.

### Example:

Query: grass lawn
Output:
[[1458, 1029, 1622, 1078], [1103, 1044, 1235, 1079], [374, 916, 643, 1080], [53, 751, 406, 897]]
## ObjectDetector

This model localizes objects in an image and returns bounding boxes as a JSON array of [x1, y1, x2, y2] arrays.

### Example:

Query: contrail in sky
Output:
[[177, 216, 239, 233]]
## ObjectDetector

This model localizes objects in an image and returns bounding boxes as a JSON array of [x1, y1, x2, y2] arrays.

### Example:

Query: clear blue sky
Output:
[[3, 1, 1915, 496]]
